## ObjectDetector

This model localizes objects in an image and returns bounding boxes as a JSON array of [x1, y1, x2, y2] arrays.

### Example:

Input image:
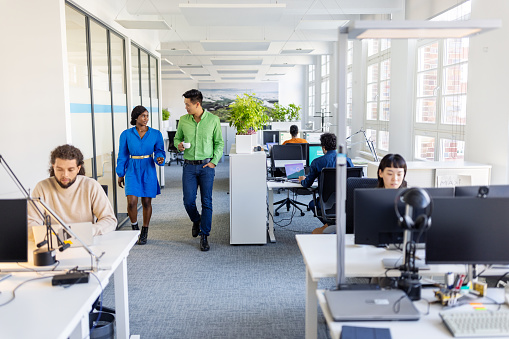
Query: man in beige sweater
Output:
[[28, 145, 117, 238]]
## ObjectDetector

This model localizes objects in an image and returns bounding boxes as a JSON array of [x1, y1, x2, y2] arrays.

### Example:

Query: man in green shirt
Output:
[[175, 89, 224, 251]]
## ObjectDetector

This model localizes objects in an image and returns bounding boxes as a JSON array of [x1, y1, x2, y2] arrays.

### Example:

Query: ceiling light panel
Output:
[[179, 65, 204, 69], [221, 77, 257, 80], [347, 20, 502, 39], [201, 41, 270, 52], [211, 59, 263, 66], [179, 4, 285, 26], [280, 49, 314, 54], [115, 20, 171, 30], [217, 70, 258, 74], [190, 74, 211, 76], [270, 64, 295, 68]]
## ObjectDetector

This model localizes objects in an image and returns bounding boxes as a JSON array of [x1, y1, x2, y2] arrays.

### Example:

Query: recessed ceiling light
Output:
[[211, 59, 263, 66], [190, 74, 211, 76], [280, 49, 314, 54], [270, 64, 295, 68], [201, 41, 270, 52], [179, 65, 204, 69], [346, 20, 502, 39], [221, 77, 256, 80]]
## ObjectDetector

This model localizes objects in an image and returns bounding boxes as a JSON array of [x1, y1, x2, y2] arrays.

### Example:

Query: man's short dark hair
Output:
[[289, 125, 299, 137], [49, 144, 86, 177], [320, 133, 336, 151], [130, 105, 148, 126], [183, 89, 203, 105]]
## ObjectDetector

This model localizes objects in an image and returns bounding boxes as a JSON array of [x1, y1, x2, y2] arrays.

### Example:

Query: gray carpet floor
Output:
[[103, 156, 337, 338]]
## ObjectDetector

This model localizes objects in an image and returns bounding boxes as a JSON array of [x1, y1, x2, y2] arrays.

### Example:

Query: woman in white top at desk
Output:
[[377, 153, 408, 189]]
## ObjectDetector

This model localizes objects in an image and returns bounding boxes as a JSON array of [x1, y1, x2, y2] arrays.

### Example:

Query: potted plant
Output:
[[228, 93, 269, 153], [270, 103, 302, 131], [162, 108, 171, 130]]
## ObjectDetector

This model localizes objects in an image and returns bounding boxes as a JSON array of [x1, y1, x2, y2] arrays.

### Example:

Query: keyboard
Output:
[[440, 310, 509, 337]]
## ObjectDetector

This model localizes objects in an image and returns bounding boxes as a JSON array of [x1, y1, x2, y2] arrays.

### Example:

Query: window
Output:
[[320, 55, 330, 114], [414, 1, 471, 161], [308, 64, 315, 119], [364, 39, 391, 153], [346, 41, 353, 138]]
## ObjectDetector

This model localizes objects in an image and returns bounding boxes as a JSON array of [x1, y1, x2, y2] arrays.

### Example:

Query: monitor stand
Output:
[[382, 258, 430, 270]]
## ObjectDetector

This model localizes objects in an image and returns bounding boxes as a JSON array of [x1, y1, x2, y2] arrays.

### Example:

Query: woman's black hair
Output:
[[289, 125, 299, 137], [130, 105, 148, 126], [320, 133, 336, 151], [377, 153, 407, 188]]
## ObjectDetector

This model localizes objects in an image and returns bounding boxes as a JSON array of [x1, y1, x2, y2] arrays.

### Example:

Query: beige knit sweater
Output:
[[27, 176, 117, 237]]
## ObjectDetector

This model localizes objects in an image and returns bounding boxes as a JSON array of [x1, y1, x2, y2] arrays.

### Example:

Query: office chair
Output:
[[271, 144, 308, 216], [347, 166, 364, 178], [345, 177, 378, 234], [311, 167, 337, 226], [167, 131, 183, 166]]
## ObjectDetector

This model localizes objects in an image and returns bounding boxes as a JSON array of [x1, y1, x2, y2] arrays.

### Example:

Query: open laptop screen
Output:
[[284, 163, 305, 179]]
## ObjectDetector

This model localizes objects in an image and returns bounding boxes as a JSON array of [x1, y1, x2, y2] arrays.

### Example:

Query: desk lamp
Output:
[[0, 155, 104, 271]]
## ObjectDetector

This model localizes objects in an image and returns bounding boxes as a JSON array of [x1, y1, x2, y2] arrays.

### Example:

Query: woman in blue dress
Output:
[[116, 105, 165, 245]]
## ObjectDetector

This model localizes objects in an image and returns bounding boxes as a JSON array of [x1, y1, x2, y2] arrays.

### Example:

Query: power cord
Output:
[[0, 276, 53, 307]]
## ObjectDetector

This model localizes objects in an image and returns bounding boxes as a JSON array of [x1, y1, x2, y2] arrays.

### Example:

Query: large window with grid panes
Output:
[[308, 64, 315, 121], [346, 40, 353, 139], [320, 55, 330, 124], [364, 39, 391, 155], [413, 1, 470, 161]]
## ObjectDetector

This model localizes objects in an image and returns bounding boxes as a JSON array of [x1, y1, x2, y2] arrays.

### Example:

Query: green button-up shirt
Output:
[[174, 110, 224, 165]]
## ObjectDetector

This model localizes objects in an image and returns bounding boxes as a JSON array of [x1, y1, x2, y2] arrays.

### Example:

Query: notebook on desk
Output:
[[284, 163, 305, 180], [324, 289, 420, 322]]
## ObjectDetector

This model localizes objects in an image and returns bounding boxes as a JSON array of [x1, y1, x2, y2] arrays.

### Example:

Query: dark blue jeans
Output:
[[182, 163, 215, 236]]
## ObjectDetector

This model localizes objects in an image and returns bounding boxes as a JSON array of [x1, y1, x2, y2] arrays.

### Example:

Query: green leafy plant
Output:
[[162, 108, 170, 121], [227, 93, 269, 135], [270, 103, 302, 122]]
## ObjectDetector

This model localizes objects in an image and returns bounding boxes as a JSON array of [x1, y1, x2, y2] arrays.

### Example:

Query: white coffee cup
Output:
[[183, 142, 191, 149]]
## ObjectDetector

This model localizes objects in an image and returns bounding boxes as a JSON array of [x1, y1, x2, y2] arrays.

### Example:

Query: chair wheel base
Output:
[[275, 212, 279, 216], [301, 212, 305, 216]]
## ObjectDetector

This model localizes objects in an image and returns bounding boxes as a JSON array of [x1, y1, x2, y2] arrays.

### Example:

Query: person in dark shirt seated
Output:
[[298, 132, 338, 234]]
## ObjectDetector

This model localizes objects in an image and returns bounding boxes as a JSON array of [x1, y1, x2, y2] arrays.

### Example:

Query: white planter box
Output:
[[235, 133, 257, 154]]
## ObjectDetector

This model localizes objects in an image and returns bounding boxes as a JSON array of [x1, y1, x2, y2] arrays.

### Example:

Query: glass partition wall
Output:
[[65, 3, 160, 227]]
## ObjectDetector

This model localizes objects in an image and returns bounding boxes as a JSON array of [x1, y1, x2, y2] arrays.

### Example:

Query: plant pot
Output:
[[235, 133, 257, 154]]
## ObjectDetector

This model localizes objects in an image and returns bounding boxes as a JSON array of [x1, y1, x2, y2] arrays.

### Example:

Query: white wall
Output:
[[161, 79, 198, 131], [0, 0, 69, 197], [465, 0, 509, 184], [278, 65, 306, 110], [405, 0, 468, 20]]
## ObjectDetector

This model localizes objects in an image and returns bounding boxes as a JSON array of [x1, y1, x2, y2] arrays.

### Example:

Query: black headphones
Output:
[[394, 188, 433, 231]]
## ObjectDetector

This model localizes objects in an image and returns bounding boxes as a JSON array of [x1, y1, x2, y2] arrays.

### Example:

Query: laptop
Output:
[[284, 163, 305, 182], [324, 289, 420, 321], [33, 222, 94, 248]]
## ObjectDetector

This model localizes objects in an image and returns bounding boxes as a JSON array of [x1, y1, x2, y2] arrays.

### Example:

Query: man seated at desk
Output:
[[298, 132, 339, 234], [28, 144, 117, 241]]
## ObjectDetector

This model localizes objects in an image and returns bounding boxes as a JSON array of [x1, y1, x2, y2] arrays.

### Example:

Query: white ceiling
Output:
[[116, 0, 405, 82]]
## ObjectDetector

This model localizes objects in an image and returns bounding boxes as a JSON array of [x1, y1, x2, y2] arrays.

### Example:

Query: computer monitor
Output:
[[0, 199, 28, 262], [307, 144, 324, 166], [454, 185, 509, 197], [280, 131, 299, 144], [354, 187, 454, 246], [426, 197, 509, 265], [263, 130, 280, 144], [303, 132, 322, 143]]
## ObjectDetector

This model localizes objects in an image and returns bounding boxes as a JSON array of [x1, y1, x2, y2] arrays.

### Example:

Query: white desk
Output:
[[318, 288, 507, 339], [0, 230, 138, 339], [366, 161, 492, 188], [296, 234, 509, 339], [267, 180, 315, 243]]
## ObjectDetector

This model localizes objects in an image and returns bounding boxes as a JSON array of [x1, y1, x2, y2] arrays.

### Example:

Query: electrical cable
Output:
[[0, 276, 52, 307]]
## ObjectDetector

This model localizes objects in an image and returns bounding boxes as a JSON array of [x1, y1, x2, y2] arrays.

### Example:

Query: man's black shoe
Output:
[[192, 220, 200, 238], [200, 234, 210, 251]]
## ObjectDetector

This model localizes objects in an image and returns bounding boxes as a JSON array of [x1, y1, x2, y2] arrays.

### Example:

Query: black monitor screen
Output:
[[426, 197, 509, 265], [455, 185, 509, 198], [0, 199, 28, 262], [354, 187, 454, 246], [263, 130, 280, 145]]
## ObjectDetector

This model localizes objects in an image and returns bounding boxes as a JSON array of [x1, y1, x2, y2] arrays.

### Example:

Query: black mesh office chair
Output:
[[345, 177, 378, 234], [311, 167, 337, 226], [167, 131, 183, 166], [271, 144, 308, 216], [347, 166, 364, 178]]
